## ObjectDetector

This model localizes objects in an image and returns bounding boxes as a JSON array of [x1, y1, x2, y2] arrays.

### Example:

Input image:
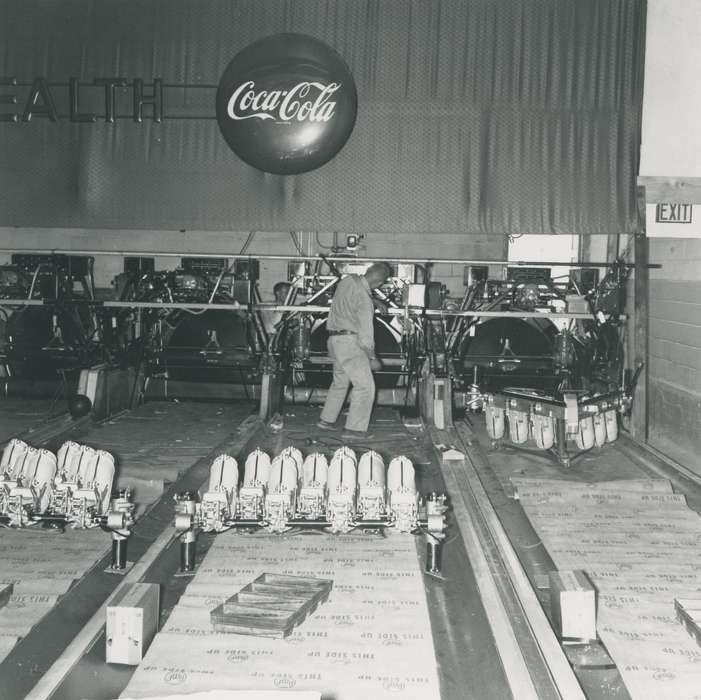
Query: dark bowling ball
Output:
[[215, 33, 357, 175], [68, 394, 92, 419]]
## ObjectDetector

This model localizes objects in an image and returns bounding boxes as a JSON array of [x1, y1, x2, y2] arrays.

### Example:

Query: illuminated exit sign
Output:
[[655, 203, 693, 224]]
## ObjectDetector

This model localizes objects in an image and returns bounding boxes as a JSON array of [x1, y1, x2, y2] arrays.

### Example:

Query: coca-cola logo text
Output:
[[227, 81, 340, 123], [215, 33, 357, 175]]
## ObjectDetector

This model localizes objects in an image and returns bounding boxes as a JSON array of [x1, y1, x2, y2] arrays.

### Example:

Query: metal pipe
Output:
[[0, 248, 655, 268], [426, 539, 443, 574], [0, 298, 626, 320], [179, 530, 196, 572], [111, 535, 128, 570]]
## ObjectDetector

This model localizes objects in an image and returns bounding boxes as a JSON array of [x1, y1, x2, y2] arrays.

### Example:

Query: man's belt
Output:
[[328, 330, 357, 336]]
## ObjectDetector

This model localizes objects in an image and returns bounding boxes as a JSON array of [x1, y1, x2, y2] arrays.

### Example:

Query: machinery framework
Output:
[[1, 249, 651, 465]]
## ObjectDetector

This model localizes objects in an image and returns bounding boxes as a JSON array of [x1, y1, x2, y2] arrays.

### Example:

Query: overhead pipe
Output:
[[0, 248, 656, 268], [0, 298, 626, 320]]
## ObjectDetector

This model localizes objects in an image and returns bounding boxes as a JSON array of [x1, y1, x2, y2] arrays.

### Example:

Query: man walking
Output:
[[317, 262, 391, 440]]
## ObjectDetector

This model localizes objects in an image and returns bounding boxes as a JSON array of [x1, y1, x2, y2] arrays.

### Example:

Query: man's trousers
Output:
[[320, 335, 375, 432]]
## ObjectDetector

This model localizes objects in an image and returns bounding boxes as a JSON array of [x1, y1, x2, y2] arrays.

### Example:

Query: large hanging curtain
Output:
[[0, 0, 645, 235]]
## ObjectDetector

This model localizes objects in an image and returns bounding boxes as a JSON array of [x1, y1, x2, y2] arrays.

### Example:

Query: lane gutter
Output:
[[431, 421, 586, 700]]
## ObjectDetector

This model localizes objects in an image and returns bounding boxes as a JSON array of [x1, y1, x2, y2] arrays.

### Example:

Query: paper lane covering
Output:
[[0, 527, 107, 662], [120, 531, 441, 700], [513, 477, 701, 700]]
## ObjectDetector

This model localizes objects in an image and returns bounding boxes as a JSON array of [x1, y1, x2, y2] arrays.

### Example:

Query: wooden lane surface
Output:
[[0, 397, 65, 445]]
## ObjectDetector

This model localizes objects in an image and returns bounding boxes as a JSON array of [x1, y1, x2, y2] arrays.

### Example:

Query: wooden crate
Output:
[[210, 573, 333, 638]]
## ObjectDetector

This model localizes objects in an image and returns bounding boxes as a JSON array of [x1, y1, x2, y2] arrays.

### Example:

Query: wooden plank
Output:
[[649, 318, 701, 349], [632, 234, 649, 442], [649, 239, 701, 265], [649, 299, 701, 327], [650, 339, 701, 372], [648, 360, 701, 394], [638, 176, 701, 204], [650, 279, 701, 303]]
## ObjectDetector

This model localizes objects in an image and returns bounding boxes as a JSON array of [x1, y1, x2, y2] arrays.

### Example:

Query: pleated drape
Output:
[[0, 0, 645, 235]]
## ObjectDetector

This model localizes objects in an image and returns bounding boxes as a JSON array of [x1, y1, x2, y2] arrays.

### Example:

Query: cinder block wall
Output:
[[0, 228, 506, 301], [648, 238, 701, 474]]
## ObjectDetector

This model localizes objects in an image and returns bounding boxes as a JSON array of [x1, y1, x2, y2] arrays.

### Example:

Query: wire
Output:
[[290, 231, 305, 256], [239, 231, 256, 255]]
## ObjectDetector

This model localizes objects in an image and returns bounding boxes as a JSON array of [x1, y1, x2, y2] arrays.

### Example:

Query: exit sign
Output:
[[655, 203, 693, 223], [647, 202, 700, 238]]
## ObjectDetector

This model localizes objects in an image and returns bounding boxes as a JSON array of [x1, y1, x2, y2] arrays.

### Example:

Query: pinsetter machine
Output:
[[1, 248, 641, 467], [0, 254, 105, 387], [449, 260, 639, 465], [174, 445, 448, 574], [0, 438, 134, 569], [112, 257, 266, 397], [92, 255, 425, 409], [266, 254, 638, 467]]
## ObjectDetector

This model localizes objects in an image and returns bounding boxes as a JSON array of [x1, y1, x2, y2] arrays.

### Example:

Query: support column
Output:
[[419, 361, 452, 430], [631, 233, 649, 442], [258, 366, 282, 421], [606, 233, 620, 263]]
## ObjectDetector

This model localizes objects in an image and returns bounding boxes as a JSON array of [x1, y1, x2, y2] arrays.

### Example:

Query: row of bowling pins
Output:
[[485, 407, 619, 450], [208, 445, 417, 499], [201, 445, 419, 533], [0, 438, 115, 519]]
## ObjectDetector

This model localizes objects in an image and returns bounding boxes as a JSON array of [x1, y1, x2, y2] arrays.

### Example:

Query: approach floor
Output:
[[78, 400, 255, 511]]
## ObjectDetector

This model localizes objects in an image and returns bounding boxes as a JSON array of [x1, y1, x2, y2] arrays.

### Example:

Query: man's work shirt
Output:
[[327, 275, 376, 358]]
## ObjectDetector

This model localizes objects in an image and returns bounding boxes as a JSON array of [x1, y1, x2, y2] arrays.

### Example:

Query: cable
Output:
[[239, 231, 256, 255], [290, 231, 305, 256]]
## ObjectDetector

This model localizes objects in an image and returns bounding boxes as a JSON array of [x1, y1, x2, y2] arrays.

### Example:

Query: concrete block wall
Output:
[[648, 238, 701, 474], [0, 227, 506, 301]]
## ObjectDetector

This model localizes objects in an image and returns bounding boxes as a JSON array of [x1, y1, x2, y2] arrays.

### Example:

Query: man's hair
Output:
[[365, 262, 392, 283], [273, 281, 292, 300]]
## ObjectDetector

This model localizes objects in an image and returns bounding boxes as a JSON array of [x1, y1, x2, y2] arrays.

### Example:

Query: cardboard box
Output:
[[106, 583, 160, 665], [549, 570, 597, 642]]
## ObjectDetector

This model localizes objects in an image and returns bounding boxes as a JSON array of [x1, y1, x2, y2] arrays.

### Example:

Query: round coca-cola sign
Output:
[[216, 33, 357, 175]]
